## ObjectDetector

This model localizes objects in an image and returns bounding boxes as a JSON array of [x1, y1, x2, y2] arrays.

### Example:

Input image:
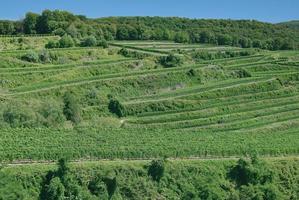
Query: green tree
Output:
[[23, 12, 39, 34], [148, 160, 165, 182], [108, 99, 125, 117]]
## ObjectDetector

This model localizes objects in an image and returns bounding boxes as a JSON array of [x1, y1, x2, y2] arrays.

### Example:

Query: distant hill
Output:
[[278, 20, 299, 30]]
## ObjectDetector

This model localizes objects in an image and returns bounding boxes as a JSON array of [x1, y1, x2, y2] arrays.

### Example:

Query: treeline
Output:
[[0, 10, 299, 50], [1, 157, 299, 199]]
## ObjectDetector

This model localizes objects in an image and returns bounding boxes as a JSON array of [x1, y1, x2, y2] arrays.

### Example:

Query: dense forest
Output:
[[0, 10, 299, 50], [278, 20, 299, 30]]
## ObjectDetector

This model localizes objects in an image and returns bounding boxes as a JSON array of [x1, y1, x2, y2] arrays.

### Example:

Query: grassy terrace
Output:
[[0, 40, 298, 162]]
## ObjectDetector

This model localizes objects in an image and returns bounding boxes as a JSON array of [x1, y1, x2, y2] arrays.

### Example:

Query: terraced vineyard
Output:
[[0, 38, 298, 163]]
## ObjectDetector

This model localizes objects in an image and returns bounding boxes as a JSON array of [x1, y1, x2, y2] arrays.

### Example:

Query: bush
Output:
[[159, 54, 183, 68], [45, 40, 59, 49], [81, 36, 97, 47], [148, 160, 165, 182], [108, 99, 125, 117], [39, 50, 51, 63], [53, 28, 66, 36], [39, 102, 65, 127], [0, 172, 27, 199], [63, 92, 81, 124], [59, 35, 74, 48], [2, 106, 37, 128], [98, 39, 109, 48], [46, 177, 65, 200], [21, 50, 39, 62]]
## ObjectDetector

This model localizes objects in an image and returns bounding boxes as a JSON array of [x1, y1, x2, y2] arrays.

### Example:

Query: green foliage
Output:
[[104, 177, 117, 199], [39, 50, 51, 63], [2, 158, 298, 200], [21, 50, 39, 62], [45, 40, 59, 49], [46, 177, 65, 200], [23, 12, 39, 34], [88, 176, 109, 199], [148, 159, 165, 182], [159, 54, 183, 67], [229, 156, 275, 187], [63, 92, 81, 124], [59, 34, 74, 48], [81, 36, 97, 47], [191, 50, 255, 61], [2, 10, 299, 50], [108, 98, 125, 117], [174, 32, 190, 43], [98, 39, 109, 48], [0, 172, 27, 200], [2, 106, 36, 128]]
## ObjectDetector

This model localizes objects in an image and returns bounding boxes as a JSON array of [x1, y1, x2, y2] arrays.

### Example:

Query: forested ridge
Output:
[[0, 10, 299, 50], [278, 20, 299, 30]]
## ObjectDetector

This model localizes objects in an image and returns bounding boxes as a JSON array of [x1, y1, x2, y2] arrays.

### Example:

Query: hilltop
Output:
[[278, 20, 299, 30]]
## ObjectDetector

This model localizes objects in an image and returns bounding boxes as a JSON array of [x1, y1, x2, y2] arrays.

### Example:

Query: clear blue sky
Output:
[[0, 0, 298, 23]]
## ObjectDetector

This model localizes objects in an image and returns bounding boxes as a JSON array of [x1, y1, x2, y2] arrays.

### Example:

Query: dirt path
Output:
[[4, 155, 299, 167]]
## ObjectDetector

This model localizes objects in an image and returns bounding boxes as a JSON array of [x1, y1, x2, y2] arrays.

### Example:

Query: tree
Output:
[[23, 12, 39, 34], [148, 160, 165, 182], [108, 99, 125, 117], [116, 26, 129, 40], [63, 92, 81, 124], [217, 34, 232, 45]]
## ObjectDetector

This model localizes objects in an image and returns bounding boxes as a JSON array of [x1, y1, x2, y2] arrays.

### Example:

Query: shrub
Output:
[[81, 36, 97, 47], [108, 99, 125, 117], [21, 50, 39, 62], [59, 35, 74, 48], [45, 40, 59, 49], [39, 102, 65, 127], [88, 177, 109, 199], [148, 160, 165, 182], [3, 106, 37, 128], [63, 92, 81, 124], [46, 177, 65, 200], [53, 28, 66, 36], [229, 156, 275, 187], [159, 54, 183, 68], [103, 177, 117, 199], [0, 172, 27, 200], [39, 50, 51, 63], [98, 39, 109, 48]]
